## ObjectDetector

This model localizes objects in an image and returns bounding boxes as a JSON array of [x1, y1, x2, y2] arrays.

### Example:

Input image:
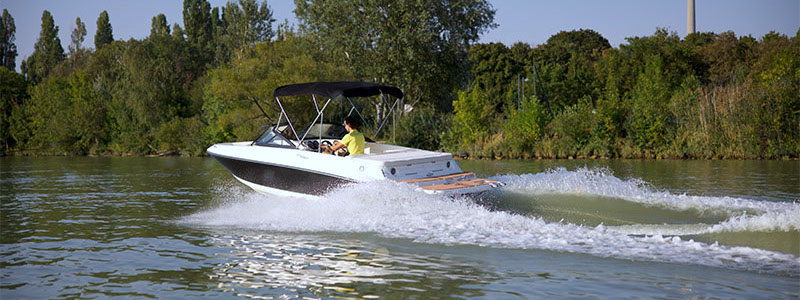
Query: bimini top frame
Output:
[[270, 81, 404, 150], [274, 81, 403, 99]]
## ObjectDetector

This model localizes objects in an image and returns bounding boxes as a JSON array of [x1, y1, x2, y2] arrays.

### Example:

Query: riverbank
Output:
[[446, 135, 799, 160]]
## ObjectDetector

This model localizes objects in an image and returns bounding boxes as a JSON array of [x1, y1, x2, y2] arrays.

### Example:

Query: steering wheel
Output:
[[320, 140, 348, 156]]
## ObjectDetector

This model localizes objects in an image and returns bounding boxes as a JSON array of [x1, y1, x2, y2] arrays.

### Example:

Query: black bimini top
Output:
[[273, 81, 403, 99]]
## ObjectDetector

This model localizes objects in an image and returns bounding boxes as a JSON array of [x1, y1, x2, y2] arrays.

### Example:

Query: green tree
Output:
[[394, 107, 448, 150], [468, 42, 521, 113], [548, 96, 597, 156], [172, 23, 186, 40], [1, 9, 17, 70], [626, 55, 673, 151], [448, 84, 493, 148], [67, 71, 107, 153], [25, 76, 72, 152], [701, 31, 757, 85], [218, 0, 275, 61], [504, 95, 549, 154], [683, 31, 715, 81], [753, 34, 800, 157], [0, 67, 26, 150], [183, 0, 214, 61], [69, 17, 87, 54], [95, 11, 113, 49], [21, 10, 65, 84], [203, 31, 351, 143], [150, 14, 171, 38], [532, 29, 611, 110], [594, 48, 629, 140], [295, 0, 496, 110], [620, 28, 696, 90], [105, 37, 201, 153], [25, 71, 106, 154]]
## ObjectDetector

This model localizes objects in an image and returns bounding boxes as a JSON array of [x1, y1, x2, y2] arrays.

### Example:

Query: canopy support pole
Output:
[[392, 104, 396, 144], [374, 99, 399, 138], [298, 97, 332, 144], [274, 96, 299, 142], [345, 97, 375, 136]]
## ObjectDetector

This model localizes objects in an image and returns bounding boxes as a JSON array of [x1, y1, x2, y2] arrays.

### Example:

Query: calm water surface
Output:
[[1, 157, 798, 299]]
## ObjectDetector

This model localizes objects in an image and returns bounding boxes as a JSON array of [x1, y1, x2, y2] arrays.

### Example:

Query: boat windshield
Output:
[[302, 123, 348, 140], [254, 129, 295, 148]]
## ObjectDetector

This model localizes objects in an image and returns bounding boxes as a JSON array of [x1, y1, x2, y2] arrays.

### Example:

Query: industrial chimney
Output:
[[687, 0, 696, 35]]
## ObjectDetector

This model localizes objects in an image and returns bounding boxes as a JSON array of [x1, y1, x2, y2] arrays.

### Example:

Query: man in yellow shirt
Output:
[[322, 116, 365, 156]]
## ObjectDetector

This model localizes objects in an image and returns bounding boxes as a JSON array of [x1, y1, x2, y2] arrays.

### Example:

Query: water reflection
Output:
[[208, 232, 500, 299]]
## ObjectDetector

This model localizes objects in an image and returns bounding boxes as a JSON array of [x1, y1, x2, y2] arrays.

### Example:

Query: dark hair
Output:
[[344, 116, 360, 129]]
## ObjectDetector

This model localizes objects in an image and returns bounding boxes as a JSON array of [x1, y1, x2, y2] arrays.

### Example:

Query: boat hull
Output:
[[211, 154, 354, 196], [208, 142, 505, 198]]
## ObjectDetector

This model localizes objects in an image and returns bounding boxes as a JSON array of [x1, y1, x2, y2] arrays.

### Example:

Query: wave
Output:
[[493, 167, 800, 233], [182, 171, 800, 276], [494, 167, 799, 213]]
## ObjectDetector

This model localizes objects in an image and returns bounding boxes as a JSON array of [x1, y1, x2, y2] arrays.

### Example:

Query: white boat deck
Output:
[[355, 147, 451, 164]]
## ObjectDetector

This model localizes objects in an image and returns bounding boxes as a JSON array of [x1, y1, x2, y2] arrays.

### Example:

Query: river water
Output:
[[1, 157, 798, 298]]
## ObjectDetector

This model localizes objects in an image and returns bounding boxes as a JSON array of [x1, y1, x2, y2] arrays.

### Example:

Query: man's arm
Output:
[[328, 141, 345, 151]]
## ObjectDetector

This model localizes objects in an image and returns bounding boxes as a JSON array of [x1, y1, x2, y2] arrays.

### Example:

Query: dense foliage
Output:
[[1, 2, 798, 159], [295, 0, 496, 111], [446, 28, 800, 159]]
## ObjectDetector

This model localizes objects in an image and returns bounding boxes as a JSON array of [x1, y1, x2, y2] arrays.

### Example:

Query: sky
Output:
[[3, 0, 799, 72]]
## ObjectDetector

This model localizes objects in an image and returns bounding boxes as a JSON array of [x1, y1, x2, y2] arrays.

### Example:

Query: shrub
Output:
[[626, 55, 673, 151], [503, 95, 549, 154], [394, 106, 449, 151], [448, 85, 495, 149], [156, 116, 206, 155], [547, 96, 596, 156]]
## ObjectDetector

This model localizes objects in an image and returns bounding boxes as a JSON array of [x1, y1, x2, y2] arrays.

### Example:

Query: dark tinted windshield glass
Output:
[[302, 123, 348, 140], [254, 129, 294, 148]]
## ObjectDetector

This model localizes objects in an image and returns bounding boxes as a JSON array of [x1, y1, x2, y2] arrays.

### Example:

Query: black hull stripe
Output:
[[212, 155, 355, 196]]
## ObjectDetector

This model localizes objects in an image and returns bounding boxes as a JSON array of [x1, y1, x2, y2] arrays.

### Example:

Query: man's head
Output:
[[344, 116, 360, 131]]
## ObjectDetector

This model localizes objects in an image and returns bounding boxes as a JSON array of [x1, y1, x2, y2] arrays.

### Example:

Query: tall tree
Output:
[[532, 29, 611, 109], [95, 11, 113, 49], [183, 0, 214, 54], [295, 0, 496, 111], [237, 0, 274, 43], [219, 0, 275, 61], [467, 42, 522, 113], [211, 6, 226, 63], [1, 9, 17, 70], [21, 10, 64, 83], [172, 24, 186, 40], [69, 17, 87, 53], [150, 14, 171, 38]]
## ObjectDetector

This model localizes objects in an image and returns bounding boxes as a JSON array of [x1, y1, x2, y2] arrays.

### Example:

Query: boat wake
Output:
[[494, 168, 800, 234], [182, 168, 800, 276]]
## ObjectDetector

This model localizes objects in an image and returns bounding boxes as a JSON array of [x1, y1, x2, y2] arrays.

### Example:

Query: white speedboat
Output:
[[207, 82, 504, 198]]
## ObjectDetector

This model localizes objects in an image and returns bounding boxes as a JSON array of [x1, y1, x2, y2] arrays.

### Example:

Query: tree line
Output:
[[445, 28, 799, 159], [1, 1, 798, 159]]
